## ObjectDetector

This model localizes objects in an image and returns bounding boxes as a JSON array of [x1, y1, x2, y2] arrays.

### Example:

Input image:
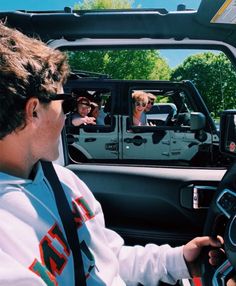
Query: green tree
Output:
[[150, 55, 171, 80], [74, 0, 134, 9], [70, 0, 171, 80], [68, 49, 170, 80], [171, 52, 236, 116]]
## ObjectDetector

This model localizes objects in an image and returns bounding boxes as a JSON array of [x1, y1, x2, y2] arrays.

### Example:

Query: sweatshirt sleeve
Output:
[[118, 244, 191, 286], [94, 199, 190, 286]]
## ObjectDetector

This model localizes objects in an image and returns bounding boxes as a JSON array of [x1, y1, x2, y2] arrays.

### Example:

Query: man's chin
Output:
[[41, 151, 60, 163]]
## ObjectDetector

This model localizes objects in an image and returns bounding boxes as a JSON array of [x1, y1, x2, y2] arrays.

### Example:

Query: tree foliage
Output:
[[74, 0, 134, 9], [72, 1, 236, 116], [68, 49, 170, 80], [171, 52, 236, 116], [71, 0, 170, 80]]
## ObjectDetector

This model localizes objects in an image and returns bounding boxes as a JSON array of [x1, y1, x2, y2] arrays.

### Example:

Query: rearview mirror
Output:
[[220, 110, 236, 157]]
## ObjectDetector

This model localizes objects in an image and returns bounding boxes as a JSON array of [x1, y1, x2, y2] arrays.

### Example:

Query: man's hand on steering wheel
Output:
[[183, 236, 224, 277]]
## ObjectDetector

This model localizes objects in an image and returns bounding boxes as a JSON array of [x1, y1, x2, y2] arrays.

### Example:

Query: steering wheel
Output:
[[202, 161, 236, 286]]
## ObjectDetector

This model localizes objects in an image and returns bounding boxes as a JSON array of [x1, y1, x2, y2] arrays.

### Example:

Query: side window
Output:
[[129, 87, 192, 129], [123, 84, 220, 166], [64, 87, 114, 129], [63, 82, 118, 163]]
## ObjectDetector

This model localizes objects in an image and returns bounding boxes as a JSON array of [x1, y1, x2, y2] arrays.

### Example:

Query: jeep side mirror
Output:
[[220, 110, 236, 157], [190, 112, 206, 131]]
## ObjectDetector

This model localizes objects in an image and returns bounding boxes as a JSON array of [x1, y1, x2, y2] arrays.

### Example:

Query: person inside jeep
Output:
[[71, 96, 96, 126], [142, 92, 156, 126], [132, 90, 149, 126], [93, 94, 106, 125], [88, 101, 100, 123], [0, 22, 224, 286], [145, 92, 156, 112]]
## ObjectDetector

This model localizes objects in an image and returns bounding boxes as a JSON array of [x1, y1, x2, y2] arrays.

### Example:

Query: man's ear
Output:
[[25, 98, 40, 122]]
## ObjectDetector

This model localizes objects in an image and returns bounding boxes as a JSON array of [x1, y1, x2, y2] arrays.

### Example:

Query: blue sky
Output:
[[1, 0, 203, 67], [0, 0, 201, 12], [134, 0, 200, 10]]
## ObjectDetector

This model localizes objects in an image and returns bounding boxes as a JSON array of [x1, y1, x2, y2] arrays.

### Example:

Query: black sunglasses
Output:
[[49, 93, 77, 114], [135, 101, 147, 108]]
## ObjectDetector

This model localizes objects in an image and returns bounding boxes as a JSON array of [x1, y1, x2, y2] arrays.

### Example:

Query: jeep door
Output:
[[64, 79, 121, 162], [120, 80, 218, 166], [121, 115, 172, 160]]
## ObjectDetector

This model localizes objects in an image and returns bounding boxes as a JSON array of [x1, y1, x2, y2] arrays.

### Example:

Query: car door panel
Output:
[[71, 122, 119, 160], [122, 116, 172, 160], [64, 80, 121, 162], [67, 164, 225, 246], [169, 131, 213, 161]]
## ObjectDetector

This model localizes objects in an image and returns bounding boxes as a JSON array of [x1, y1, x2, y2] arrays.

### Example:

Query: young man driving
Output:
[[0, 22, 222, 286]]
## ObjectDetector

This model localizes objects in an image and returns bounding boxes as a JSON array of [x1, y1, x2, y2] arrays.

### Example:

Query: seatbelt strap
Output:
[[41, 161, 86, 286]]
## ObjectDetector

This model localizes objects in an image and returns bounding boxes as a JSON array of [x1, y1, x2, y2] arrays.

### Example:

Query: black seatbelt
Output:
[[41, 161, 86, 286]]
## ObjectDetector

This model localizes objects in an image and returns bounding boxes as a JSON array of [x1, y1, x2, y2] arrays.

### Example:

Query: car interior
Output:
[[2, 0, 236, 285]]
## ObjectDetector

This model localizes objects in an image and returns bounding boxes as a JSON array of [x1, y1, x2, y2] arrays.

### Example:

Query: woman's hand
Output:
[[83, 116, 96, 125], [72, 116, 96, 126]]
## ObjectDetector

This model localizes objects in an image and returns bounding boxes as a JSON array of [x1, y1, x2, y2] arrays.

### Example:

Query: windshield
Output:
[[1, 0, 201, 12]]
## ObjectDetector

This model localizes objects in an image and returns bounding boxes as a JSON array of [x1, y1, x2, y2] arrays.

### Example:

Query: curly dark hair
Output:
[[0, 22, 70, 139]]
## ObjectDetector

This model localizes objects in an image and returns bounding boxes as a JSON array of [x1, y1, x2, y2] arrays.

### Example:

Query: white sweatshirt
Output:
[[0, 162, 190, 286]]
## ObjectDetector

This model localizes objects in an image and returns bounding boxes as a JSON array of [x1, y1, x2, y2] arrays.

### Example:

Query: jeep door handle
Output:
[[124, 136, 147, 146], [85, 137, 96, 142], [180, 185, 217, 209]]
